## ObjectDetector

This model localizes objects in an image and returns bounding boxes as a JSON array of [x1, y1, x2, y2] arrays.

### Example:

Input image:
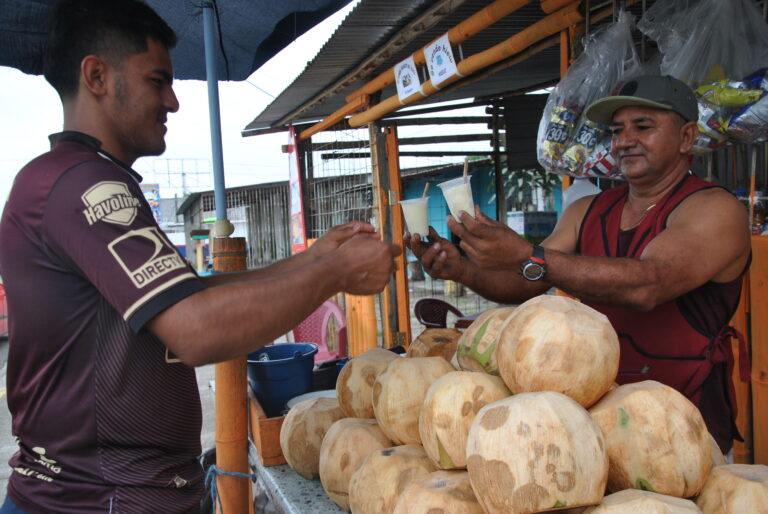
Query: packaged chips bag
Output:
[[537, 10, 640, 177]]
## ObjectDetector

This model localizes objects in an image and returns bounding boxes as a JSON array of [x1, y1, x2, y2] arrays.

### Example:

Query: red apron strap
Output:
[[713, 325, 750, 383]]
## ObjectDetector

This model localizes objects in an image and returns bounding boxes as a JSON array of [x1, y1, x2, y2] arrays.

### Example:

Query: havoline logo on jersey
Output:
[[108, 227, 186, 288], [81, 181, 140, 226]]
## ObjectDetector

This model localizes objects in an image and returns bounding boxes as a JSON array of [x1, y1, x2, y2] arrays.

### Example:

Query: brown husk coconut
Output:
[[407, 328, 462, 362], [318, 418, 392, 511], [336, 347, 398, 418], [279, 397, 346, 479], [456, 307, 517, 375], [582, 489, 702, 513], [695, 464, 768, 513], [588, 380, 712, 498], [419, 371, 511, 469], [392, 470, 484, 514], [495, 295, 619, 408], [372, 356, 454, 445], [466, 391, 608, 513], [348, 444, 436, 514]]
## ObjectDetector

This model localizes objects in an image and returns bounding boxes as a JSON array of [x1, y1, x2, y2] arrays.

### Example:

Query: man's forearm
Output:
[[199, 250, 317, 287], [458, 260, 549, 304], [544, 249, 660, 310]]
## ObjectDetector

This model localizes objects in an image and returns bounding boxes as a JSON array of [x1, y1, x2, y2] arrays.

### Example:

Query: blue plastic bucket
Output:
[[247, 343, 318, 417]]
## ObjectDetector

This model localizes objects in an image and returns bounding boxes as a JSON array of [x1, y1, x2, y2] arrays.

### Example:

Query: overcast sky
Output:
[[0, 2, 362, 202]]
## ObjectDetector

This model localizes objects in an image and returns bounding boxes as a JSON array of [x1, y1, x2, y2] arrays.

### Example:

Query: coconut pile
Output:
[[278, 294, 767, 513]]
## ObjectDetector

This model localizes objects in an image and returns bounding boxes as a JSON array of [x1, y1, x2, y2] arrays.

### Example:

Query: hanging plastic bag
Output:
[[537, 11, 641, 178], [638, 0, 768, 147]]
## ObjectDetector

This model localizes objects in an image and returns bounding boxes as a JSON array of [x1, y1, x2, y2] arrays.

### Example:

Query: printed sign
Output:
[[108, 226, 187, 288], [140, 183, 162, 223], [288, 126, 307, 254], [394, 55, 421, 102], [425, 33, 459, 87]]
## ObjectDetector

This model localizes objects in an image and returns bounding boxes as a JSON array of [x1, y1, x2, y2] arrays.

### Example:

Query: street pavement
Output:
[[0, 337, 217, 504]]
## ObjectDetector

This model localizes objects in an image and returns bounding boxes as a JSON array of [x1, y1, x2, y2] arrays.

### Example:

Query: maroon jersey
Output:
[[0, 132, 206, 513], [577, 173, 749, 452]]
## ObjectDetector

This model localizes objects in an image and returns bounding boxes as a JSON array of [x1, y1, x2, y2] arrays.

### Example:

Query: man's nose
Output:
[[612, 129, 635, 150], [165, 86, 180, 113]]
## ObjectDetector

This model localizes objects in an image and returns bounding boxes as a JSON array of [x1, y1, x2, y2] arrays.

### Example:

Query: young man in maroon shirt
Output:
[[0, 1, 399, 512]]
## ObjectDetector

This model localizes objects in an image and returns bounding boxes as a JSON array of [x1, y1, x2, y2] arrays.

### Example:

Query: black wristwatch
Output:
[[520, 244, 547, 281]]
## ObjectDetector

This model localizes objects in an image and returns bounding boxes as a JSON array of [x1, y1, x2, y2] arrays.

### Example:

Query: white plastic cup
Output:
[[400, 197, 429, 238], [438, 175, 474, 222]]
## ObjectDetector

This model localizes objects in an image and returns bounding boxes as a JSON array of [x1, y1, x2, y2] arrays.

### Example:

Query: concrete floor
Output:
[[0, 337, 217, 505]]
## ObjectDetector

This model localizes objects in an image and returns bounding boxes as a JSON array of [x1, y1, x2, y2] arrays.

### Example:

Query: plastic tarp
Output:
[[0, 0, 351, 81]]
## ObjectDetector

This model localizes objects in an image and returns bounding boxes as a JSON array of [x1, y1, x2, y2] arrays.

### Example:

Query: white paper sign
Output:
[[425, 33, 458, 87], [394, 56, 421, 102]]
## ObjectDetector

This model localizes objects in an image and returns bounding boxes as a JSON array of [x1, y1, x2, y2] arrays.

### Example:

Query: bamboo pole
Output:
[[541, 0, 576, 13], [385, 125, 412, 347], [750, 235, 768, 465], [349, 3, 583, 128], [731, 275, 753, 464], [345, 0, 534, 102], [299, 95, 368, 141], [212, 237, 251, 514]]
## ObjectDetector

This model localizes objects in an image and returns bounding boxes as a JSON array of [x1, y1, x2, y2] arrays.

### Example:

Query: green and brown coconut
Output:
[[466, 391, 608, 513], [318, 418, 392, 511], [419, 371, 510, 469], [279, 397, 346, 479], [588, 380, 712, 498], [456, 307, 517, 375]]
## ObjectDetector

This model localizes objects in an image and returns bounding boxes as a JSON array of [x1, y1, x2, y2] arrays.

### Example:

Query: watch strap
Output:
[[531, 244, 546, 264]]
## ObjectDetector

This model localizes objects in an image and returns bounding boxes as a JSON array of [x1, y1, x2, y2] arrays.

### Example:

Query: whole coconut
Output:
[[372, 356, 454, 445], [466, 391, 608, 513], [336, 347, 398, 418], [696, 464, 768, 514], [392, 470, 484, 514], [318, 418, 392, 511], [348, 444, 436, 514], [279, 397, 346, 479], [709, 434, 727, 468], [583, 489, 702, 513], [495, 295, 619, 407], [456, 307, 517, 375], [419, 371, 510, 469], [588, 380, 712, 498], [407, 328, 462, 362]]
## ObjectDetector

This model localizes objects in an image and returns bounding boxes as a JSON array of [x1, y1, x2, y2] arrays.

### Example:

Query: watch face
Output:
[[522, 261, 545, 281]]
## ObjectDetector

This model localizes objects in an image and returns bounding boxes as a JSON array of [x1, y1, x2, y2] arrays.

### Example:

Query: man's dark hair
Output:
[[43, 0, 177, 99]]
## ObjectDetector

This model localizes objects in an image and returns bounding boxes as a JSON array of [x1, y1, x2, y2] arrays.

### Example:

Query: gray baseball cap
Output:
[[585, 75, 699, 125]]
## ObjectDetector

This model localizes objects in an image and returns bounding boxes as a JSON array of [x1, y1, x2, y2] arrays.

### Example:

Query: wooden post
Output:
[[345, 294, 378, 357], [370, 122, 398, 348], [212, 237, 251, 514], [385, 125, 412, 347], [731, 275, 753, 463], [750, 235, 768, 465]]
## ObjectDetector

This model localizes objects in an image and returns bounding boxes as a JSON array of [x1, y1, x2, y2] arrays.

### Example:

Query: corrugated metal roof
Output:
[[245, 0, 564, 130], [244, 0, 661, 132]]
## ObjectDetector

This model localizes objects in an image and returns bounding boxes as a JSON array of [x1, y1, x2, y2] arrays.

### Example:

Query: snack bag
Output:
[[537, 10, 640, 177]]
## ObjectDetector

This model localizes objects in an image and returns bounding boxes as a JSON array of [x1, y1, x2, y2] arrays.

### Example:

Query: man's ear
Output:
[[679, 120, 699, 154], [80, 55, 109, 96]]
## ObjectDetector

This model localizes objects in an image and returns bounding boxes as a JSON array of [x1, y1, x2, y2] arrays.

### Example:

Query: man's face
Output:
[[610, 105, 693, 184], [106, 37, 179, 163]]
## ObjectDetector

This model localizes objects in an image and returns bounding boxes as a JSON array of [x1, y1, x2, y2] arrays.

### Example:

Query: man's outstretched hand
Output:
[[404, 226, 466, 282], [449, 206, 531, 270], [308, 221, 378, 259]]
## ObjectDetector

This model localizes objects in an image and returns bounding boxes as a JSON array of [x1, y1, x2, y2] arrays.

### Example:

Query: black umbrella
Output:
[[0, 0, 350, 226], [1, 0, 350, 81]]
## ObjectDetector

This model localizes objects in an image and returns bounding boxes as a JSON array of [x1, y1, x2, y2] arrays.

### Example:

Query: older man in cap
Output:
[[406, 75, 751, 454]]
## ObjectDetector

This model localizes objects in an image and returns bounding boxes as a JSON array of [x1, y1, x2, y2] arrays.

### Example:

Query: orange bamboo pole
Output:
[[345, 294, 378, 356], [750, 235, 768, 465], [731, 275, 753, 463], [299, 94, 368, 141], [212, 237, 251, 514], [345, 0, 533, 102], [541, 0, 576, 13], [385, 125, 412, 346], [349, 3, 583, 128]]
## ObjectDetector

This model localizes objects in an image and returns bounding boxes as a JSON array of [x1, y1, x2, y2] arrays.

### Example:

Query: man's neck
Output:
[[626, 159, 690, 208]]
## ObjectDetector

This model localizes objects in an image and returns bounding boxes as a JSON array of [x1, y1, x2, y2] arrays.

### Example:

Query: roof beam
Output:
[[274, 0, 472, 127]]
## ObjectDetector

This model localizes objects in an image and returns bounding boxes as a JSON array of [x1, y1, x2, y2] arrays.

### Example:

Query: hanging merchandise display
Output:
[[638, 0, 768, 149], [536, 11, 641, 179]]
